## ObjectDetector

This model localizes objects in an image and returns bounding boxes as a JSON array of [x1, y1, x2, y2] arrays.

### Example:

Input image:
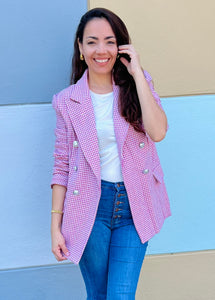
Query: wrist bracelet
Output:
[[51, 209, 64, 214]]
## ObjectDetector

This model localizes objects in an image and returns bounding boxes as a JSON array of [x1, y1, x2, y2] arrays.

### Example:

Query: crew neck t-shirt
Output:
[[90, 90, 124, 182]]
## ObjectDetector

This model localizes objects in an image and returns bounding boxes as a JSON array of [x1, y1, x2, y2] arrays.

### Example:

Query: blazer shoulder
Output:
[[55, 84, 74, 100], [52, 84, 75, 110], [53, 70, 89, 106]]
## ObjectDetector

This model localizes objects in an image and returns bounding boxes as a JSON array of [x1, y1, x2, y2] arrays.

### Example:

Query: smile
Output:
[[94, 59, 109, 63]]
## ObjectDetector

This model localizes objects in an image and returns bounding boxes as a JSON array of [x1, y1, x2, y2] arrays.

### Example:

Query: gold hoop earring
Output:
[[80, 54, 84, 61]]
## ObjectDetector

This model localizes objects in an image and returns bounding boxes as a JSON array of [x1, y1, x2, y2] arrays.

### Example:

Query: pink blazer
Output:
[[51, 70, 171, 264]]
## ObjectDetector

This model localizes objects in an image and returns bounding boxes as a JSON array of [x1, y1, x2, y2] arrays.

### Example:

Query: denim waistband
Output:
[[101, 179, 125, 191]]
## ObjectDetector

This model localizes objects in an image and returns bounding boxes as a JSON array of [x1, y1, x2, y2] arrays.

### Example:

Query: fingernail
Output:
[[66, 252, 69, 256]]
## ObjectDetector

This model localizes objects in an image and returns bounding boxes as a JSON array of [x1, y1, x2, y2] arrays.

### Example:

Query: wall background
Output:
[[1, 0, 214, 299], [0, 0, 88, 273], [0, 0, 83, 105]]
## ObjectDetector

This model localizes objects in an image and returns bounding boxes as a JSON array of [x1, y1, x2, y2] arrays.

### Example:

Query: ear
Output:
[[78, 38, 83, 55]]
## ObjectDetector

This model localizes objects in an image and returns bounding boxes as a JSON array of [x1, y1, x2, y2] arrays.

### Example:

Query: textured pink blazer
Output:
[[51, 69, 171, 264]]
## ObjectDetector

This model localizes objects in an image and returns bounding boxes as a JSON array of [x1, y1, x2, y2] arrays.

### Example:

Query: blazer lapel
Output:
[[112, 83, 129, 158], [65, 71, 101, 181], [65, 70, 129, 181]]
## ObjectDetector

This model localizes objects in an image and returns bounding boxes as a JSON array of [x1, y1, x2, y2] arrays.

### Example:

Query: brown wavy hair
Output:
[[70, 8, 143, 132]]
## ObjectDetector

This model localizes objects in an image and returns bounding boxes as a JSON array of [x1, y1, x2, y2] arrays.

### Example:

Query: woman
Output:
[[51, 7, 171, 299]]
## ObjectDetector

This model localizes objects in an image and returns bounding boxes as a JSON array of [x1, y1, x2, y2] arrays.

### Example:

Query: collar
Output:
[[69, 69, 118, 104]]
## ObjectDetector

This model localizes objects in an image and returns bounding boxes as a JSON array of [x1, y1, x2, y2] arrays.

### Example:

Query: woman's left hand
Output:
[[118, 44, 142, 77]]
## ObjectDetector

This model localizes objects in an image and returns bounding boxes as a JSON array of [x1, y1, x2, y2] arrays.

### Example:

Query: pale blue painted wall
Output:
[[0, 0, 87, 105], [149, 95, 215, 254]]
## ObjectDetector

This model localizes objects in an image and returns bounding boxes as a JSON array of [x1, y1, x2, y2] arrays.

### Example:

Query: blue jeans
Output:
[[79, 180, 148, 300]]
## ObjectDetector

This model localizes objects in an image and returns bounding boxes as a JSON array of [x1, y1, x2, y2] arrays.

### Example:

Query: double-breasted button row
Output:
[[72, 141, 78, 195], [139, 142, 148, 174]]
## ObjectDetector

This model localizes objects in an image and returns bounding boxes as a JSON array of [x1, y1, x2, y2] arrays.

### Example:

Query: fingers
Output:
[[120, 57, 129, 68], [52, 245, 68, 261], [118, 44, 138, 60], [118, 44, 142, 76], [118, 44, 134, 49], [118, 49, 133, 57], [51, 230, 70, 262], [61, 243, 70, 257], [118, 48, 132, 57], [52, 241, 69, 262], [118, 44, 136, 53]]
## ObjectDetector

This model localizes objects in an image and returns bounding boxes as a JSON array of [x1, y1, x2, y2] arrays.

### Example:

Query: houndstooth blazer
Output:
[[51, 69, 171, 264]]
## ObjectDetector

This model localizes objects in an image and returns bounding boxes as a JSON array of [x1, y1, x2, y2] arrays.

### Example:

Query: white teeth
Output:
[[95, 59, 109, 63]]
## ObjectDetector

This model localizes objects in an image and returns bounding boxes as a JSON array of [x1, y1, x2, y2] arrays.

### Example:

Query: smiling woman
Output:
[[78, 18, 118, 93], [51, 7, 171, 299]]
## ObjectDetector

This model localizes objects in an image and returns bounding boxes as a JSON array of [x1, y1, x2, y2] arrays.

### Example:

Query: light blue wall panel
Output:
[[0, 104, 56, 269], [0, 0, 87, 105], [148, 95, 215, 254], [0, 95, 215, 271]]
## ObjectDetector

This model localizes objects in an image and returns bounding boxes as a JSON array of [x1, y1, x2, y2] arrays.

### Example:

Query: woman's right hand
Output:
[[51, 185, 68, 261], [51, 229, 69, 261]]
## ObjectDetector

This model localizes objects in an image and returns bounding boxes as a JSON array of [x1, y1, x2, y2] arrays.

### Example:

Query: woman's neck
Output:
[[88, 71, 113, 94]]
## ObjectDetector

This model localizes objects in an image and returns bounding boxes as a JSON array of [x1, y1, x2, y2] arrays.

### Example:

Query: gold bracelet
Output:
[[51, 209, 64, 214]]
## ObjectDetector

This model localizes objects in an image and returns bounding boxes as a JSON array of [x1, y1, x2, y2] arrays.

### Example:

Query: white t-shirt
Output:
[[90, 90, 124, 182]]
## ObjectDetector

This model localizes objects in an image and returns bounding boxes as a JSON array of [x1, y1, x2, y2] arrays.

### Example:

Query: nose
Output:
[[96, 43, 107, 54]]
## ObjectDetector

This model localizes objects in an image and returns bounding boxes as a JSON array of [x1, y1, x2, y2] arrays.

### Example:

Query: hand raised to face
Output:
[[118, 44, 142, 77]]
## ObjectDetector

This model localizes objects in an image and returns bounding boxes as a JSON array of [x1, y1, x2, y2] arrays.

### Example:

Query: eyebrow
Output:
[[86, 36, 116, 40]]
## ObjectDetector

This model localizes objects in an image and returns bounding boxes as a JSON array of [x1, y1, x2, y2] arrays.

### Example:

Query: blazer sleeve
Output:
[[143, 70, 169, 131], [51, 94, 69, 188], [143, 70, 163, 109]]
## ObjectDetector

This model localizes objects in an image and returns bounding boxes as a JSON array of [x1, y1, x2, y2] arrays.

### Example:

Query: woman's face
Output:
[[78, 18, 118, 79]]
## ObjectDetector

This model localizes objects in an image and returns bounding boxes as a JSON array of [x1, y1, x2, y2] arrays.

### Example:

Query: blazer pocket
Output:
[[152, 164, 164, 183]]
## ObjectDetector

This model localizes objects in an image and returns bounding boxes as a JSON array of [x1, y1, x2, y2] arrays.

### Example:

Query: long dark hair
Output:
[[71, 8, 143, 132]]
